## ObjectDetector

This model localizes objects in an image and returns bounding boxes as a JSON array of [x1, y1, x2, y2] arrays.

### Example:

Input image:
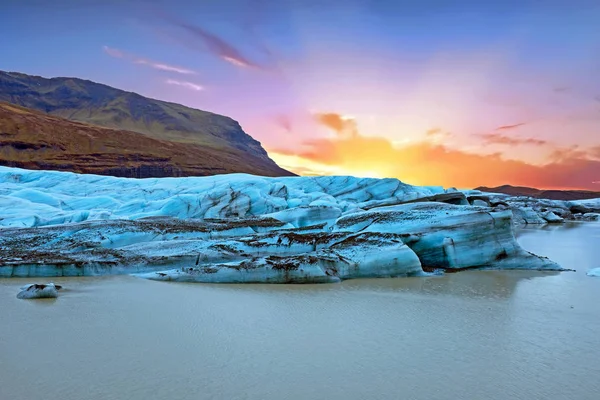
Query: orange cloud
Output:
[[548, 145, 591, 163], [425, 128, 442, 136], [425, 128, 453, 142], [315, 113, 358, 137], [272, 112, 600, 190]]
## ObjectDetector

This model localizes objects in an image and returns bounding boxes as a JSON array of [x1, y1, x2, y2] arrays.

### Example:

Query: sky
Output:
[[1, 0, 600, 189]]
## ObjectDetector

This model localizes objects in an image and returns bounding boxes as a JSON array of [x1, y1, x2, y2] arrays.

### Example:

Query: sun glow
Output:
[[269, 151, 382, 178]]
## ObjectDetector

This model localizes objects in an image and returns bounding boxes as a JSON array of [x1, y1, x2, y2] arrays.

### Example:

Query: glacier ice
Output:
[[587, 268, 600, 277], [0, 166, 584, 283], [16, 283, 61, 299]]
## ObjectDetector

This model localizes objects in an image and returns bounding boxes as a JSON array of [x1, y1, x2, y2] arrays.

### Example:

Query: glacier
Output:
[[0, 166, 588, 283]]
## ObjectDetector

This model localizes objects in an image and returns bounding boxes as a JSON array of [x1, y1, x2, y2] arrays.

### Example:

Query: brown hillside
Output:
[[0, 102, 293, 178]]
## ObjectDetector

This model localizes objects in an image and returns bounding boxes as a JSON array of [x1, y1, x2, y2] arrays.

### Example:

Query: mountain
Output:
[[0, 102, 291, 177], [0, 70, 292, 177], [475, 184, 600, 201]]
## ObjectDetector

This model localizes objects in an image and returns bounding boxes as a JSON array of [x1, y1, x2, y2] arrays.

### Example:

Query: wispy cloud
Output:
[[102, 45, 196, 75], [158, 12, 263, 69], [495, 122, 527, 131], [425, 128, 442, 136], [425, 128, 453, 141], [273, 114, 292, 132], [103, 46, 125, 58], [548, 145, 590, 162], [165, 79, 203, 91], [134, 59, 196, 75], [475, 132, 548, 146]]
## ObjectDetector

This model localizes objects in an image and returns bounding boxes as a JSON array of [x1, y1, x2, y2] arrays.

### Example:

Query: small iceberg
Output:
[[586, 268, 600, 277], [17, 283, 62, 299]]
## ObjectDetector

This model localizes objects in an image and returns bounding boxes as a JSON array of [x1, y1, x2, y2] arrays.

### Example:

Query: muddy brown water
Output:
[[1, 222, 599, 400]]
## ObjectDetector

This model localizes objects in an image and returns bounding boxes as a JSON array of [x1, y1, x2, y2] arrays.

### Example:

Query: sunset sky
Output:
[[1, 0, 599, 189]]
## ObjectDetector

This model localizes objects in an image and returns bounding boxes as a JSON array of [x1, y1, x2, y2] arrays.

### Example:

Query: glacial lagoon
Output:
[[1, 222, 599, 400]]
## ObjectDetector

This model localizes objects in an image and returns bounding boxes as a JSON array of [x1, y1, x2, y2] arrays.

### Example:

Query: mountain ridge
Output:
[[0, 70, 293, 177], [0, 101, 292, 177], [475, 184, 600, 200]]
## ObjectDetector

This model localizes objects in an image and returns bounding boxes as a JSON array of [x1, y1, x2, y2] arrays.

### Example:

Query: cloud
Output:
[[165, 79, 203, 91], [425, 128, 452, 142], [475, 133, 548, 146], [315, 112, 358, 137], [553, 87, 570, 93], [548, 145, 590, 162], [273, 114, 292, 132], [102, 45, 196, 75], [551, 145, 600, 162], [426, 128, 442, 136], [103, 45, 125, 58], [272, 111, 600, 189], [134, 60, 196, 75], [158, 13, 261, 69], [495, 122, 527, 131]]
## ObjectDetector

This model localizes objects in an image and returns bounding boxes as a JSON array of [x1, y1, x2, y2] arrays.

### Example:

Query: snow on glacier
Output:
[[0, 166, 436, 228]]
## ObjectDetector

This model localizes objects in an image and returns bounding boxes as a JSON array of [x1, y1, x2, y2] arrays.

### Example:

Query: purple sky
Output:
[[1, 0, 600, 188]]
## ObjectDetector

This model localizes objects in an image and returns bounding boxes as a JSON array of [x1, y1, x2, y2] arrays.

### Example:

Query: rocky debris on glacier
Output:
[[0, 166, 582, 282], [139, 232, 424, 283], [468, 191, 600, 225], [0, 203, 564, 282], [16, 283, 62, 299]]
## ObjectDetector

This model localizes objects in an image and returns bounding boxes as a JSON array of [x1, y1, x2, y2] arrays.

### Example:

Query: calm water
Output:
[[1, 222, 599, 400]]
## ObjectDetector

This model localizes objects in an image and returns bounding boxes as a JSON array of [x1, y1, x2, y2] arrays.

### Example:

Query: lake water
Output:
[[1, 222, 599, 400]]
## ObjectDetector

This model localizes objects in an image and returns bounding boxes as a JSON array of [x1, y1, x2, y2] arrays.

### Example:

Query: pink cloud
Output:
[[495, 122, 527, 131], [475, 132, 548, 146], [165, 79, 204, 91], [102, 46, 196, 75]]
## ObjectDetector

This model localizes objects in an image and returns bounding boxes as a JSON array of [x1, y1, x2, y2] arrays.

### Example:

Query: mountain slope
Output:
[[0, 70, 291, 176], [0, 102, 292, 177], [475, 184, 600, 201]]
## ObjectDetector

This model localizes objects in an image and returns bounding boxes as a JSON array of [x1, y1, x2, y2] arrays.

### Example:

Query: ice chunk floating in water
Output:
[[17, 283, 62, 299], [587, 268, 600, 277]]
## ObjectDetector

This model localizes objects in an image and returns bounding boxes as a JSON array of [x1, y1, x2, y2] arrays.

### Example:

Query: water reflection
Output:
[[516, 221, 597, 237], [516, 221, 600, 272], [168, 270, 560, 301]]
